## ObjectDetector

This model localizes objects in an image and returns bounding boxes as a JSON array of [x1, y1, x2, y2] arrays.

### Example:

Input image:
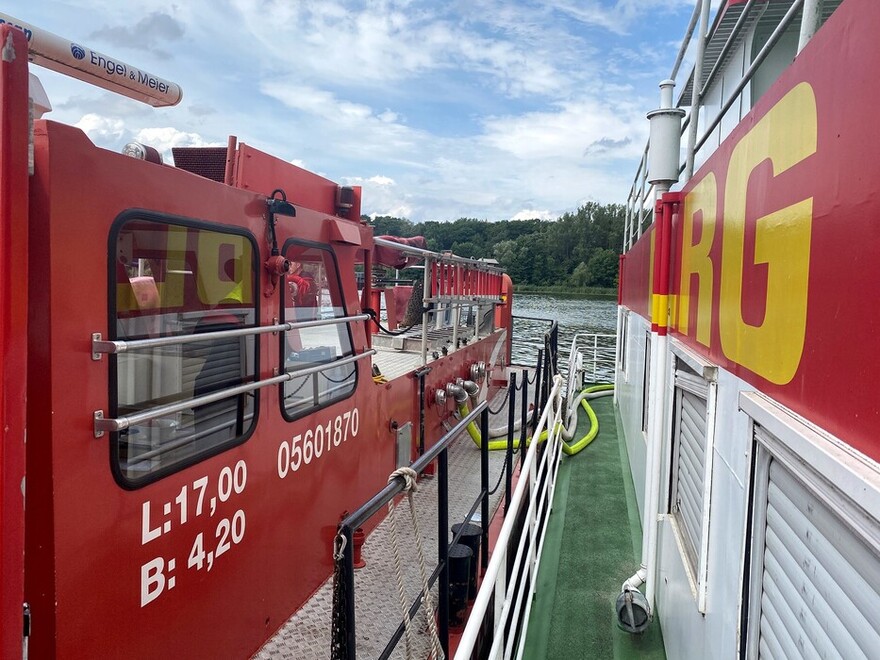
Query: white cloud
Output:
[[481, 97, 647, 162], [23, 0, 696, 225], [75, 113, 126, 142], [133, 126, 218, 149], [547, 0, 697, 35], [512, 209, 553, 221]]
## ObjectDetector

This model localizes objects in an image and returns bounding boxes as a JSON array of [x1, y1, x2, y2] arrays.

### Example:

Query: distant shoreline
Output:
[[514, 285, 617, 299]]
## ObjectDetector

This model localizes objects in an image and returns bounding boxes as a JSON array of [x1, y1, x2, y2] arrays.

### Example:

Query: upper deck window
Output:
[[280, 240, 357, 420], [110, 215, 258, 487]]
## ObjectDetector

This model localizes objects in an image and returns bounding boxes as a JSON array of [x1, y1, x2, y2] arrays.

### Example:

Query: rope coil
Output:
[[386, 467, 444, 659]]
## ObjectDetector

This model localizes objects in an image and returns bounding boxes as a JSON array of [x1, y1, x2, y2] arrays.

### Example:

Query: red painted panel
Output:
[[668, 0, 880, 460], [0, 25, 29, 659], [233, 143, 362, 221], [620, 226, 653, 319], [23, 120, 509, 658]]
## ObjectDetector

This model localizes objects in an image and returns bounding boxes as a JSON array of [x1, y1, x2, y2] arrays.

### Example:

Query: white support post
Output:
[[684, 0, 712, 183], [798, 0, 824, 52]]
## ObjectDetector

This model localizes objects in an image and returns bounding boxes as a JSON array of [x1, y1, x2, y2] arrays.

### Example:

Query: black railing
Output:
[[329, 357, 544, 659], [331, 403, 490, 660]]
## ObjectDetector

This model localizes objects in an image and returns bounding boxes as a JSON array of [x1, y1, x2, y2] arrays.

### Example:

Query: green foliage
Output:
[[363, 202, 626, 288]]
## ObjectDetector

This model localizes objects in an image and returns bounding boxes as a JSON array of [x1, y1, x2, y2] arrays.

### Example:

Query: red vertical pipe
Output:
[[650, 199, 664, 334], [657, 192, 679, 336], [0, 26, 30, 659]]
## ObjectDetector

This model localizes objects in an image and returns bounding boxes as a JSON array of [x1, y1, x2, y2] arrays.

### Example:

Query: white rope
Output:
[[386, 467, 445, 660]]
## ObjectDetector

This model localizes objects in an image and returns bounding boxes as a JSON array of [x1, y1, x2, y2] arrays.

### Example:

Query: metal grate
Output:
[[172, 147, 228, 182]]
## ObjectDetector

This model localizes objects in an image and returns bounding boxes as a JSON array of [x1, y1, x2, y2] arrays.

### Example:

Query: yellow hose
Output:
[[459, 384, 614, 456]]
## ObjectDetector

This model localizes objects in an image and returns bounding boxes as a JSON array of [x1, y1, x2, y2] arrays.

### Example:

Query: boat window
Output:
[[668, 356, 716, 611], [618, 310, 628, 380], [110, 217, 258, 487], [641, 333, 651, 433], [741, 416, 880, 659], [280, 241, 356, 420]]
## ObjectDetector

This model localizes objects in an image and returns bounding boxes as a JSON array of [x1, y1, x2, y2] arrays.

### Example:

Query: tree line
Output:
[[366, 202, 625, 289]]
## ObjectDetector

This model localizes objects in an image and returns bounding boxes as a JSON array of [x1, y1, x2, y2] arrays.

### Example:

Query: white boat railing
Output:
[[565, 333, 617, 403], [455, 374, 564, 660], [623, 0, 837, 251]]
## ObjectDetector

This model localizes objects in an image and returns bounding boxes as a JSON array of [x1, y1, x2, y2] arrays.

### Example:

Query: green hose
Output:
[[458, 384, 614, 456]]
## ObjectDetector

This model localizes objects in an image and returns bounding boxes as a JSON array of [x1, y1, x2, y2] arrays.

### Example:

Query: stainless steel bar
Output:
[[95, 349, 377, 433], [694, 0, 805, 155], [93, 314, 370, 355], [421, 258, 431, 364], [683, 0, 713, 182], [700, 0, 760, 97], [670, 0, 704, 80], [373, 237, 504, 272]]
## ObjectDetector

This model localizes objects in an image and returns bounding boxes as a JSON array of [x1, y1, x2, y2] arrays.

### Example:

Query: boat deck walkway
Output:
[[255, 387, 515, 660], [522, 393, 666, 659]]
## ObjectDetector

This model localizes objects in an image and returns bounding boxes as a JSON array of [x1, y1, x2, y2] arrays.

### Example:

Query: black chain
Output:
[[363, 307, 425, 336], [330, 541, 349, 660], [487, 387, 510, 415], [320, 365, 357, 383], [488, 452, 509, 496]]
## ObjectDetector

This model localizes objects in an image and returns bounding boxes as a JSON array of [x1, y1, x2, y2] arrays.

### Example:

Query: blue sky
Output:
[[8, 0, 698, 222]]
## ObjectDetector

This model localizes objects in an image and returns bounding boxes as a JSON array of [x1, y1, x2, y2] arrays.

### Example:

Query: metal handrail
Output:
[[92, 314, 369, 355], [455, 375, 564, 660], [93, 349, 376, 436], [565, 333, 617, 401], [374, 236, 505, 273], [332, 401, 490, 660], [624, 0, 825, 252], [694, 0, 804, 155], [699, 0, 760, 97], [670, 0, 704, 81]]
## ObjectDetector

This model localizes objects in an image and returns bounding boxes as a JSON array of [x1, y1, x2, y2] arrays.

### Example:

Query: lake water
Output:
[[509, 293, 618, 378]]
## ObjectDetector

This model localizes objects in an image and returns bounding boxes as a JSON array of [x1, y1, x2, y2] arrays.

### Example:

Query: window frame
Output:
[[738, 391, 880, 659], [641, 331, 651, 434], [107, 209, 261, 489], [667, 340, 718, 612], [278, 238, 358, 423]]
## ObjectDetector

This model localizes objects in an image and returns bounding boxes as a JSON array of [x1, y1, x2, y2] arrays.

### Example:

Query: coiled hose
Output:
[[458, 384, 614, 456]]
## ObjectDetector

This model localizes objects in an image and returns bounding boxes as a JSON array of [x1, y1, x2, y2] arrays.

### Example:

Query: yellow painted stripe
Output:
[[654, 294, 668, 329]]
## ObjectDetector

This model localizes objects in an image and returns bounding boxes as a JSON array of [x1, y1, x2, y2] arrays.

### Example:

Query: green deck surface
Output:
[[521, 395, 666, 659]]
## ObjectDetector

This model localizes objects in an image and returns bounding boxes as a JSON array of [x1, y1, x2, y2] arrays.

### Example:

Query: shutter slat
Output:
[[762, 544, 825, 660], [755, 452, 880, 659], [759, 622, 784, 660], [767, 479, 877, 657], [675, 386, 707, 556], [761, 591, 803, 660], [677, 451, 702, 524]]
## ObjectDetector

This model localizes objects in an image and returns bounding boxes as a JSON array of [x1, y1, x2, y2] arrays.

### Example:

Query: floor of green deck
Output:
[[522, 395, 666, 659]]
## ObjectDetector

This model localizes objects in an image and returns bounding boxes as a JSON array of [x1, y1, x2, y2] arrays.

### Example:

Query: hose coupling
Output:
[[446, 383, 468, 404]]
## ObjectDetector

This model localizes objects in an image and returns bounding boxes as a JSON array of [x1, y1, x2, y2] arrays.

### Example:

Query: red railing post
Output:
[[0, 26, 30, 659]]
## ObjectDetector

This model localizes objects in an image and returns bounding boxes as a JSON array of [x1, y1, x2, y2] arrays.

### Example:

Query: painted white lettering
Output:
[[140, 557, 165, 606], [141, 501, 162, 544]]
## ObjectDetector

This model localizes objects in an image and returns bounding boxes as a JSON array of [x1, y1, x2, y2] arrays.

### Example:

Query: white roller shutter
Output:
[[751, 428, 880, 660], [671, 367, 709, 564]]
